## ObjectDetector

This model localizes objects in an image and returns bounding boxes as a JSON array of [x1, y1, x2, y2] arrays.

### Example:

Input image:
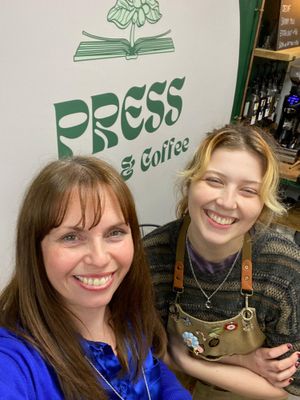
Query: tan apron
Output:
[[168, 215, 269, 400]]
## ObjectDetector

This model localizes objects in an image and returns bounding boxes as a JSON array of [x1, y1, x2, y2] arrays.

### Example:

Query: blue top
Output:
[[0, 327, 191, 399]]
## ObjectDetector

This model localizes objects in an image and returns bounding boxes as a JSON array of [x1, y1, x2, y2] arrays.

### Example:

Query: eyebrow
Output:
[[59, 221, 128, 231], [204, 169, 262, 185]]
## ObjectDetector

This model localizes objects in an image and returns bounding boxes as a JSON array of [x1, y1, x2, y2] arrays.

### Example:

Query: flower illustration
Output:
[[108, 0, 162, 48], [74, 0, 174, 62], [108, 0, 161, 29]]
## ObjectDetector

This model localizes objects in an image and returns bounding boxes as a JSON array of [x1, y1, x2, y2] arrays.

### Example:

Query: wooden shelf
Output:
[[280, 161, 300, 183], [253, 46, 300, 62], [275, 205, 300, 231], [277, 162, 300, 232]]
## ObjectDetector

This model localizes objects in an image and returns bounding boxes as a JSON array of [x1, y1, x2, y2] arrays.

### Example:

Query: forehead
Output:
[[207, 148, 263, 180], [61, 185, 123, 226]]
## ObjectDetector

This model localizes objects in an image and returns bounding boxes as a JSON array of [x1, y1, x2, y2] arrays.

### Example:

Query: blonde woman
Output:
[[144, 124, 300, 399]]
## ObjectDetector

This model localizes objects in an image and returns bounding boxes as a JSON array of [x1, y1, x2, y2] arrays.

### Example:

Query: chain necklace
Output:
[[85, 356, 152, 400], [186, 237, 241, 309]]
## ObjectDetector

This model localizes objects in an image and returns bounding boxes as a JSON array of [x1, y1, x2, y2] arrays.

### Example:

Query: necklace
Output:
[[186, 237, 241, 309], [85, 356, 152, 400]]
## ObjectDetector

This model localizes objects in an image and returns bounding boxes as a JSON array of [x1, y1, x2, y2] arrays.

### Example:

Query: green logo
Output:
[[74, 0, 175, 61]]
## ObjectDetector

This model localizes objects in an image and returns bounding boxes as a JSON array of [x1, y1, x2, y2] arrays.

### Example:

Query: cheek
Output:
[[189, 184, 214, 205], [245, 200, 264, 221], [188, 193, 212, 217], [42, 247, 71, 280], [188, 189, 202, 209], [119, 239, 134, 270], [41, 245, 53, 278], [43, 247, 55, 269], [126, 246, 135, 268]]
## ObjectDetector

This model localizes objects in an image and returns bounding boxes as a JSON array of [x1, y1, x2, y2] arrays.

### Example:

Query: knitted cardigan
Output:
[[144, 218, 300, 396]]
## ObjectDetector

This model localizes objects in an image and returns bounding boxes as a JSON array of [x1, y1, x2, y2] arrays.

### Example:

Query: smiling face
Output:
[[41, 186, 134, 321], [187, 148, 264, 260]]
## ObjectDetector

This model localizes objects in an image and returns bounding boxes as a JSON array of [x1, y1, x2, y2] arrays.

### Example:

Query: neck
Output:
[[71, 306, 116, 350], [187, 227, 243, 262]]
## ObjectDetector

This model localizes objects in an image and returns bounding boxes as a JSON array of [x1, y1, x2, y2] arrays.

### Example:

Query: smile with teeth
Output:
[[206, 210, 236, 225], [74, 274, 112, 287]]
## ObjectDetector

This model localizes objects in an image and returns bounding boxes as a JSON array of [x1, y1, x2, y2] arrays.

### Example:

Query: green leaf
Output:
[[132, 11, 138, 24], [132, 0, 142, 7], [112, 0, 132, 10], [137, 8, 146, 27], [144, 0, 161, 23], [146, 0, 160, 9], [142, 4, 150, 14], [146, 8, 161, 23], [107, 0, 161, 29], [107, 0, 135, 29]]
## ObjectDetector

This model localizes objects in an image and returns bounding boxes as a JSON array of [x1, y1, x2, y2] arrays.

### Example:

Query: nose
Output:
[[215, 188, 238, 210], [83, 239, 110, 267]]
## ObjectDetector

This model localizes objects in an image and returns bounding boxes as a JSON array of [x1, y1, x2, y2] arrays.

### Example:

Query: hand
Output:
[[223, 344, 299, 388], [167, 334, 289, 399]]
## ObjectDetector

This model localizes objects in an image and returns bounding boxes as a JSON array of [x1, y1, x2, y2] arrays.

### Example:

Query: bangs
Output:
[[51, 184, 104, 231], [36, 156, 135, 239], [51, 184, 132, 232]]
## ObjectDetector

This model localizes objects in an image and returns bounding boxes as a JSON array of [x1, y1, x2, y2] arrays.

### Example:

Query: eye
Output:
[[241, 188, 259, 196], [106, 225, 130, 240], [108, 229, 124, 237], [204, 177, 223, 186], [61, 232, 80, 242]]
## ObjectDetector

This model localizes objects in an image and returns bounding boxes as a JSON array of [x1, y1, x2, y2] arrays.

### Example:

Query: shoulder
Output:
[[0, 327, 35, 360], [143, 219, 182, 273], [143, 221, 182, 314], [0, 327, 62, 399], [0, 327, 41, 361], [251, 228, 300, 300], [253, 228, 300, 269], [143, 219, 182, 252]]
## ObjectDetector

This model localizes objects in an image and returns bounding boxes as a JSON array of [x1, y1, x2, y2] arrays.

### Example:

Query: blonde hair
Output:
[[177, 124, 286, 225]]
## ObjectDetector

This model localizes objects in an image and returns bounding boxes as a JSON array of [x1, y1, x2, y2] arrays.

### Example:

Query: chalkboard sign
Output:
[[277, 0, 300, 50], [259, 0, 300, 51]]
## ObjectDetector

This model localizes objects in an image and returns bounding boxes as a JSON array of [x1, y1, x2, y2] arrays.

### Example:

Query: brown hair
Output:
[[0, 156, 166, 400], [177, 124, 286, 225]]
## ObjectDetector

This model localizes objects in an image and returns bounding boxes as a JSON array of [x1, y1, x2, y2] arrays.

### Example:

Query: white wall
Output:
[[0, 0, 240, 288]]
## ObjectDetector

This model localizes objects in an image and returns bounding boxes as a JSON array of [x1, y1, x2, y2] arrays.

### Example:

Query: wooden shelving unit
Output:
[[253, 46, 300, 62], [277, 162, 300, 232], [275, 206, 300, 231], [279, 161, 300, 183], [244, 3, 300, 235]]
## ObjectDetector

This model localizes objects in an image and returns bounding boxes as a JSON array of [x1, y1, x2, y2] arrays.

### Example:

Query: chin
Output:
[[203, 231, 238, 245]]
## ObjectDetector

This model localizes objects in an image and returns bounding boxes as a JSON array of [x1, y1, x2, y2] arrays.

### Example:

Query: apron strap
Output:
[[173, 214, 190, 292], [173, 215, 253, 294], [241, 232, 253, 294]]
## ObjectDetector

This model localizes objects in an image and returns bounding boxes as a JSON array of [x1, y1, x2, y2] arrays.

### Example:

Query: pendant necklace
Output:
[[85, 356, 152, 400], [186, 237, 241, 309]]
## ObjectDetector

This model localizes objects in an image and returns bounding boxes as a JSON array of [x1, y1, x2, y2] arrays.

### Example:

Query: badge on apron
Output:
[[182, 331, 204, 355]]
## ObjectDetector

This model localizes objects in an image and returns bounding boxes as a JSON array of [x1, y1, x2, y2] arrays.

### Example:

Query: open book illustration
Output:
[[74, 30, 175, 61], [73, 0, 175, 61]]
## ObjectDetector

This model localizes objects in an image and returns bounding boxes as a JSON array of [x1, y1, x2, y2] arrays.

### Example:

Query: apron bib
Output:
[[169, 215, 267, 399], [168, 303, 265, 360]]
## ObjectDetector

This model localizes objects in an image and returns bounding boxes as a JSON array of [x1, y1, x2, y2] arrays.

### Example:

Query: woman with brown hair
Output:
[[144, 124, 300, 399], [0, 156, 191, 399]]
